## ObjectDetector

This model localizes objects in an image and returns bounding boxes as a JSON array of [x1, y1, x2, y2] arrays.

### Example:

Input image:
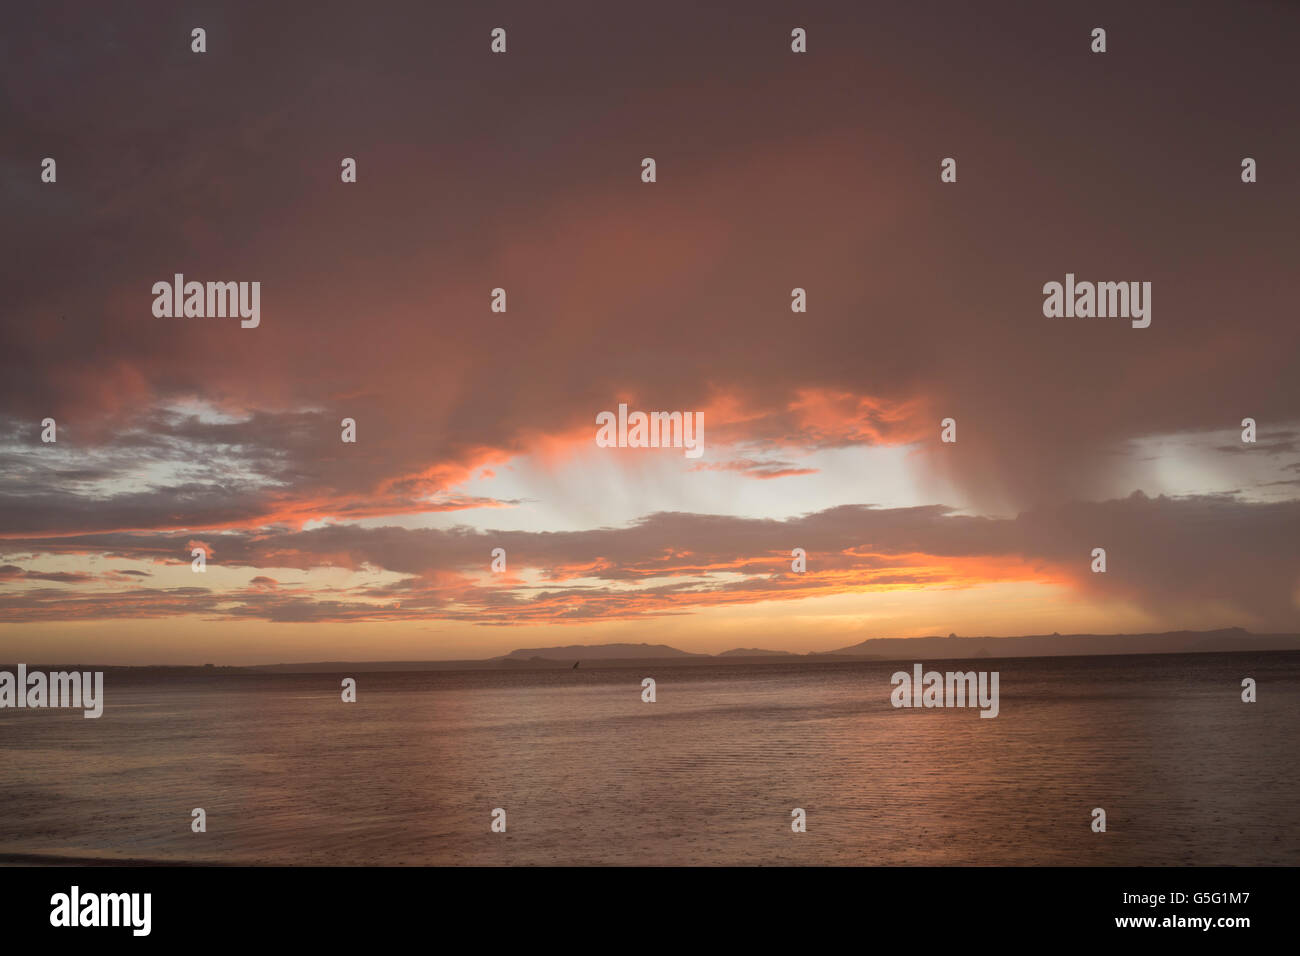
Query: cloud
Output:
[[2, 1, 1298, 521], [2, 493, 1295, 629], [2, 1, 1298, 652]]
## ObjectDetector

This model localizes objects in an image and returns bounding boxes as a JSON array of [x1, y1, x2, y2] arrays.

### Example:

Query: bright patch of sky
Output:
[[358, 441, 964, 533], [1116, 425, 1298, 503], [358, 423, 1300, 535]]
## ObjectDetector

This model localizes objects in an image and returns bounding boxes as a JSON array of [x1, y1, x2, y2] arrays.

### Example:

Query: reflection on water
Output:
[[2, 652, 1297, 865]]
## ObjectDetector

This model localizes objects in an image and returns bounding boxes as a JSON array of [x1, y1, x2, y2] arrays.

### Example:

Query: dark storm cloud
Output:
[[1, 1, 1297, 516], [0, 1, 1297, 643]]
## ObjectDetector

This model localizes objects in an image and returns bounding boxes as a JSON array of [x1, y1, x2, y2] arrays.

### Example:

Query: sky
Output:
[[1, 1, 1297, 664]]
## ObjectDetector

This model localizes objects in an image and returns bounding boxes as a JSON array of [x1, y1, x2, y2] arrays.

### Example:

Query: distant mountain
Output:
[[496, 642, 710, 661], [221, 627, 1300, 673], [823, 628, 1300, 661]]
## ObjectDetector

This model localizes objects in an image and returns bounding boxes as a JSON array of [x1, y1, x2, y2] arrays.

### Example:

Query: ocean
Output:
[[2, 651, 1297, 865]]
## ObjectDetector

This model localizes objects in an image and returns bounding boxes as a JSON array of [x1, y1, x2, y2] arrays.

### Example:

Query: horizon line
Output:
[[5, 626, 1298, 671]]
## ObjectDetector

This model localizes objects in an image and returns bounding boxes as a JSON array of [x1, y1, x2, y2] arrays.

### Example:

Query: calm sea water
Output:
[[2, 652, 1297, 865]]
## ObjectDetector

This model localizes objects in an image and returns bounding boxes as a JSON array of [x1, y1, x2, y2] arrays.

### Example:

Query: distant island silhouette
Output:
[[481, 627, 1300, 666], [22, 627, 1296, 673]]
